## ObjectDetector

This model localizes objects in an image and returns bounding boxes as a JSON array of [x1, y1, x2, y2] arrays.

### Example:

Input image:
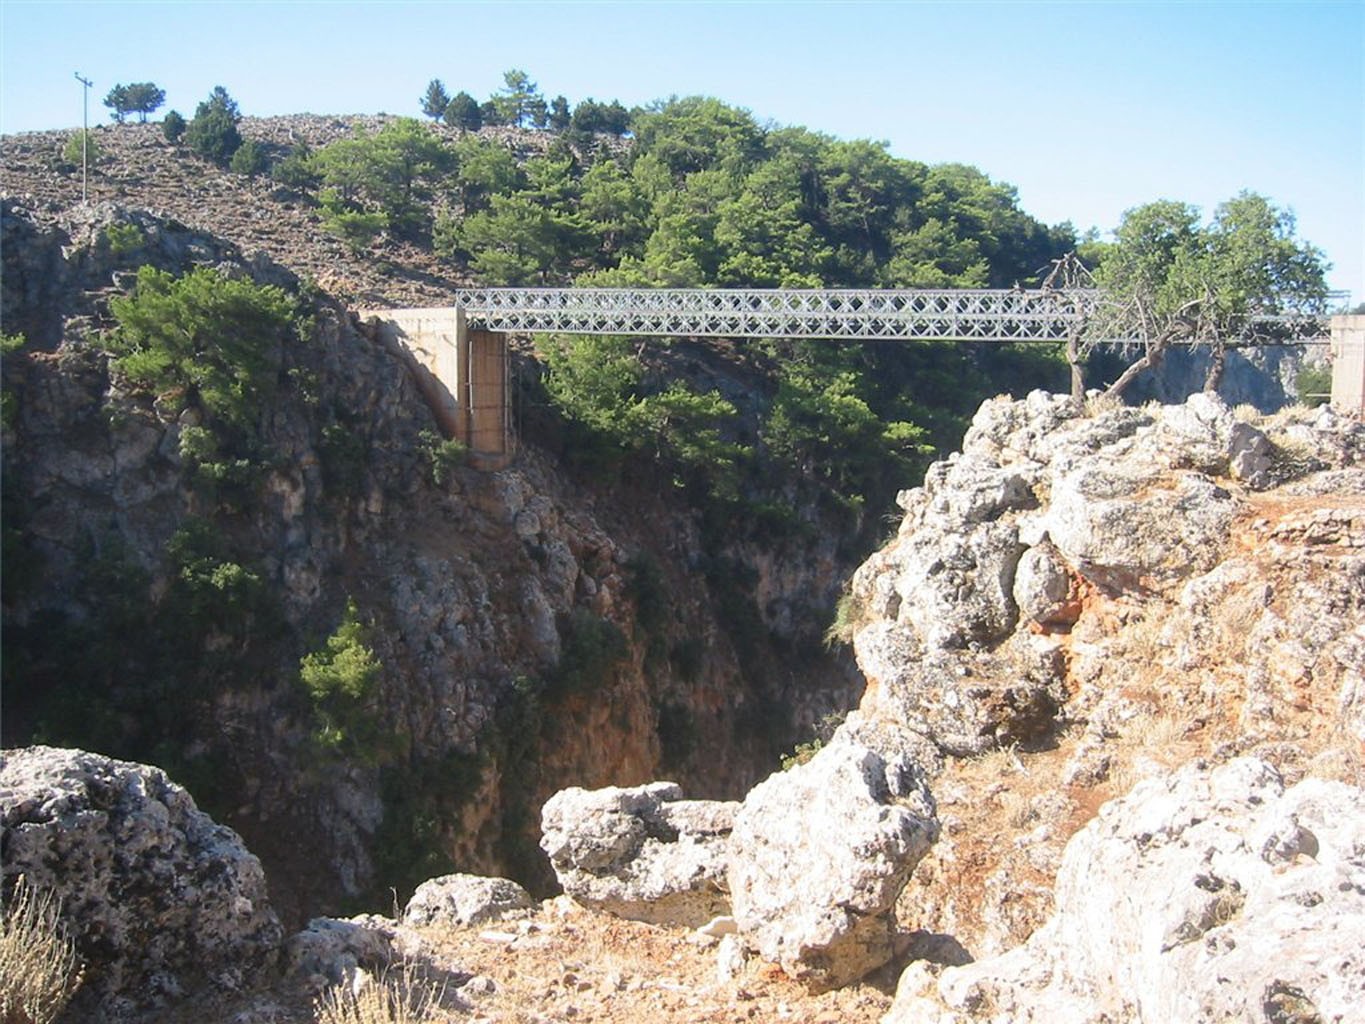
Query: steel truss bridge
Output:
[[452, 287, 1333, 345]]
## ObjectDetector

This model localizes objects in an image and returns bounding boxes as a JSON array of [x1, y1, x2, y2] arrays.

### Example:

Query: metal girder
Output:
[[453, 287, 1331, 343], [454, 287, 1089, 341]]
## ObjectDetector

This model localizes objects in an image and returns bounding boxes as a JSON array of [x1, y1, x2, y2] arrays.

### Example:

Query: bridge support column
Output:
[[1330, 315, 1365, 418], [359, 307, 513, 467], [466, 326, 511, 466]]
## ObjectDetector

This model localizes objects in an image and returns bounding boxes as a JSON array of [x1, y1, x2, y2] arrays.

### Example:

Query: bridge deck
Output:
[[453, 287, 1330, 344]]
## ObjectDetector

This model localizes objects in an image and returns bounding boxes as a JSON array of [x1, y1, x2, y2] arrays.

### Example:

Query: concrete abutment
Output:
[[360, 307, 513, 468]]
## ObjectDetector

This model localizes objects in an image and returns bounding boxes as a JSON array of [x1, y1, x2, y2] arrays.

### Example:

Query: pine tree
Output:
[[420, 79, 450, 120]]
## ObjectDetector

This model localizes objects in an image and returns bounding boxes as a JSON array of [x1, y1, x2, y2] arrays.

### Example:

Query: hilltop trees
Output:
[[417, 70, 636, 138], [443, 91, 482, 131], [312, 118, 452, 247], [162, 110, 186, 143], [571, 98, 631, 136], [494, 69, 547, 128], [104, 82, 166, 123], [186, 86, 243, 165]]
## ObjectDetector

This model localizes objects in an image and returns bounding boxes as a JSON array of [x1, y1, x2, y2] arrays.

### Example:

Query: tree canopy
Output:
[[1083, 192, 1328, 396], [185, 86, 243, 165], [420, 79, 450, 121], [104, 82, 166, 123]]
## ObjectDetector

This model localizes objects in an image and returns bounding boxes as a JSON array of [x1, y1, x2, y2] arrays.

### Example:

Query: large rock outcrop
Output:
[[855, 391, 1364, 957], [887, 758, 1365, 1023], [0, 746, 283, 1020], [849, 391, 1277, 758], [726, 733, 939, 991], [540, 781, 738, 927]]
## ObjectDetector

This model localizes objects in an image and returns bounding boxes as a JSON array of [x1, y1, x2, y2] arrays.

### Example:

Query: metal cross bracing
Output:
[[453, 287, 1333, 344]]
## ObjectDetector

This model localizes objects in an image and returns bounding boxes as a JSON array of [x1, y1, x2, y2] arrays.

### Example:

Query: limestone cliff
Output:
[[0, 198, 860, 924], [833, 391, 1364, 955]]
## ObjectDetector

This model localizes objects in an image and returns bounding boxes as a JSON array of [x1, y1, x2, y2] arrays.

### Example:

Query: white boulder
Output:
[[540, 781, 737, 927]]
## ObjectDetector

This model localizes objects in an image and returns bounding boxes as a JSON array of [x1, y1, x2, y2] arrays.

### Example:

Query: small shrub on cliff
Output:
[[1, 332, 24, 430], [103, 221, 145, 256], [417, 429, 467, 485], [167, 519, 266, 625], [546, 608, 627, 699], [0, 875, 85, 1024], [300, 599, 387, 760]]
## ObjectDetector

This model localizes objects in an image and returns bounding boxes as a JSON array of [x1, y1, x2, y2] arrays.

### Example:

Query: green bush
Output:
[[161, 109, 186, 143], [228, 138, 267, 177], [318, 420, 368, 496], [538, 332, 744, 494], [548, 609, 627, 699], [185, 86, 242, 165], [167, 519, 265, 623], [320, 192, 388, 252], [1, 333, 24, 429], [103, 221, 144, 255], [61, 129, 101, 168], [1295, 365, 1332, 407], [104, 265, 295, 432], [272, 142, 319, 189], [299, 599, 387, 759], [417, 429, 467, 484]]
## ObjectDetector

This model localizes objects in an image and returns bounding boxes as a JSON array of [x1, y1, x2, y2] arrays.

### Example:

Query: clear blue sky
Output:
[[2, 1, 1361, 298]]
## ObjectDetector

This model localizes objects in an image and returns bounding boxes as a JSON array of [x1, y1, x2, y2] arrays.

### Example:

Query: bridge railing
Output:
[[452, 287, 1331, 344]]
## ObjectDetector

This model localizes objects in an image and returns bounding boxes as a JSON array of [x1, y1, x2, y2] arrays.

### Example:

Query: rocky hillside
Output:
[[1, 117, 472, 309]]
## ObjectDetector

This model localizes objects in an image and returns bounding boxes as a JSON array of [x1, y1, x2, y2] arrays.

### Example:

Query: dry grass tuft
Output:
[[1125, 710, 1188, 750], [0, 875, 85, 1024], [312, 969, 447, 1024], [1085, 392, 1126, 418], [964, 743, 1024, 780], [998, 790, 1035, 830]]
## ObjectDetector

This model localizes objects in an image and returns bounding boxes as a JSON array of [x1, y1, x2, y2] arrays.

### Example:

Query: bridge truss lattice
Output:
[[453, 287, 1332, 345]]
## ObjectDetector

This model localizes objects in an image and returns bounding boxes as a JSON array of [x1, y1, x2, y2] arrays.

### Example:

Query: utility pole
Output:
[[74, 72, 92, 202]]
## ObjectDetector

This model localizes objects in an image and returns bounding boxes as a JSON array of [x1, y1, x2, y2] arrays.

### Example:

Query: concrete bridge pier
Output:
[[360, 307, 513, 468], [1331, 314, 1365, 418]]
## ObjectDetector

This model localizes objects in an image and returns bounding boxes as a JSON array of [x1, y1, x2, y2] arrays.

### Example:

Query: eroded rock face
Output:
[[727, 735, 938, 991], [887, 758, 1365, 1023], [849, 392, 1279, 757], [540, 782, 738, 927], [0, 746, 282, 1020]]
